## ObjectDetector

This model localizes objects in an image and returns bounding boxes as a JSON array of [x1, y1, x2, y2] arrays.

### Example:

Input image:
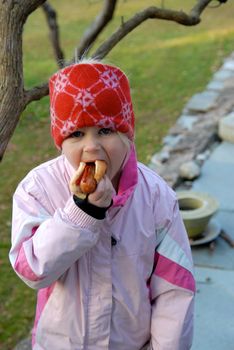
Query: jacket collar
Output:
[[112, 144, 138, 207]]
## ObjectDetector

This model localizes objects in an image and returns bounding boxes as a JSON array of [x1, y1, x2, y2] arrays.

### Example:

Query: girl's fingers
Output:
[[88, 176, 115, 207]]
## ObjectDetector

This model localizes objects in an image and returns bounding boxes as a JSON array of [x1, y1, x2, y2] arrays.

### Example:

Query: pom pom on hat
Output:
[[49, 61, 135, 148]]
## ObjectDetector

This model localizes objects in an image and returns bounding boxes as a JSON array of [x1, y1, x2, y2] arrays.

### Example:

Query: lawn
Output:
[[1, 0, 234, 348]]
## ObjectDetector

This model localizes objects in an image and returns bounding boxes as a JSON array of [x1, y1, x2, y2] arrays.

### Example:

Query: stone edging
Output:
[[149, 52, 234, 189]]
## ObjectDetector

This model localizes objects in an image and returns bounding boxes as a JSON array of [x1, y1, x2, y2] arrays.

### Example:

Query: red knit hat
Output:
[[49, 62, 135, 148]]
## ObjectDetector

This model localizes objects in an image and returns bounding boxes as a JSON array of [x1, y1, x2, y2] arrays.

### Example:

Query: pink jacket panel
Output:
[[10, 151, 195, 350]]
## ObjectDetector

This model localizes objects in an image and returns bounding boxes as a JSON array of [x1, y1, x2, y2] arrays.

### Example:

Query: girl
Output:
[[10, 61, 195, 350]]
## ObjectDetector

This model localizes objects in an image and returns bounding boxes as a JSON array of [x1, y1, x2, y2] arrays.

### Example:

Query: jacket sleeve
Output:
[[9, 175, 101, 290], [149, 188, 195, 350]]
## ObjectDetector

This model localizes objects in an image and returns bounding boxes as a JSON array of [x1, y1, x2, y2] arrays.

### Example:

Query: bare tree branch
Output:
[[75, 0, 118, 60], [19, 0, 217, 105], [20, 0, 46, 19], [42, 2, 65, 68], [93, 1, 213, 59], [190, 0, 213, 16], [24, 83, 49, 105]]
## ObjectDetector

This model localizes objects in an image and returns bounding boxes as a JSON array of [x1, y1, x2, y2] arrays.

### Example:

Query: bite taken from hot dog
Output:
[[69, 160, 107, 199]]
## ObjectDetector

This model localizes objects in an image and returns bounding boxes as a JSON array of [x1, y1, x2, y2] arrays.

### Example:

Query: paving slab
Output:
[[177, 115, 198, 130], [191, 266, 234, 350], [222, 60, 234, 71], [185, 91, 219, 112], [207, 80, 226, 91], [208, 141, 234, 164], [192, 211, 234, 269], [189, 140, 234, 349], [192, 159, 234, 211], [191, 142, 234, 266], [213, 69, 234, 81], [163, 134, 183, 147]]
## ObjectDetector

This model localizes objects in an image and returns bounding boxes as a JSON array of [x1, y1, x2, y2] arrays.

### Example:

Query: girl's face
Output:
[[62, 126, 130, 188]]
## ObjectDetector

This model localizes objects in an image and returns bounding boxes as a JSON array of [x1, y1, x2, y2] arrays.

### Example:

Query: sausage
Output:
[[69, 160, 107, 198], [79, 163, 97, 194]]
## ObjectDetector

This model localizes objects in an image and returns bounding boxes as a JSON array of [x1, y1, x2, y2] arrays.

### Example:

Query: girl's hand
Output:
[[87, 175, 115, 208]]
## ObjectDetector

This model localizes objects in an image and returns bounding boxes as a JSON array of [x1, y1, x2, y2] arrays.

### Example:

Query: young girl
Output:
[[10, 61, 195, 350]]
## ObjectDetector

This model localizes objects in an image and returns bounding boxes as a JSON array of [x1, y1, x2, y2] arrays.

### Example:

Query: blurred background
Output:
[[1, 1, 234, 348]]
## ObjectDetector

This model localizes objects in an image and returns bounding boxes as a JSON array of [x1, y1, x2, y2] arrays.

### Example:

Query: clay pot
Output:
[[176, 191, 219, 239]]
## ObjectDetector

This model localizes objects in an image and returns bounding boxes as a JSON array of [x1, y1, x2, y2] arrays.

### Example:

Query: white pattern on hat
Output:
[[122, 103, 132, 122], [54, 73, 69, 92], [97, 118, 116, 129], [61, 120, 77, 137], [100, 70, 119, 88], [75, 90, 94, 108]]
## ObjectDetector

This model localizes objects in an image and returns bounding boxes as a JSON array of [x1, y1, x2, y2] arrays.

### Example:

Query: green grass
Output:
[[1, 1, 234, 348]]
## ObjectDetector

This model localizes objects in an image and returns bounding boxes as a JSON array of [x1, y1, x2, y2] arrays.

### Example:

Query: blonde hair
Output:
[[75, 56, 101, 65], [117, 132, 132, 150]]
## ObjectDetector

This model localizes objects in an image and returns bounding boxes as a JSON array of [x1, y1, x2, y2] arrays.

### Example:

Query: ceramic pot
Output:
[[176, 191, 219, 239]]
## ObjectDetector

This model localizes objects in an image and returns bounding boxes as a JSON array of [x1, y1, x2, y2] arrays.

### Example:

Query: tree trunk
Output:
[[0, 0, 46, 161], [0, 2, 25, 160]]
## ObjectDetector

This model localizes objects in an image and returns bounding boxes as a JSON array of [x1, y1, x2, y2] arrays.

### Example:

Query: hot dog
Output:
[[70, 160, 107, 199]]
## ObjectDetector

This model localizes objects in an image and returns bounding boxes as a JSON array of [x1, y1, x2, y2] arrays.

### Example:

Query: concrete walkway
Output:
[[148, 51, 234, 350], [189, 141, 234, 350]]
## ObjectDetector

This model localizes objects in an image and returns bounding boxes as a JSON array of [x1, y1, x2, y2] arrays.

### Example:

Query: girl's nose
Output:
[[83, 137, 101, 153]]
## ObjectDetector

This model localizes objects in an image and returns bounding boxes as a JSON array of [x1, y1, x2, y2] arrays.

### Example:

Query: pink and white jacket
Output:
[[10, 147, 195, 350]]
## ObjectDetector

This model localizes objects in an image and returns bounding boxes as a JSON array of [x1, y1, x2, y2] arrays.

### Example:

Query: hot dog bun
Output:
[[69, 160, 107, 199]]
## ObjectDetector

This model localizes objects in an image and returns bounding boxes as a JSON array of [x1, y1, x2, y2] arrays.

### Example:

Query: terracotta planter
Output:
[[176, 191, 219, 239]]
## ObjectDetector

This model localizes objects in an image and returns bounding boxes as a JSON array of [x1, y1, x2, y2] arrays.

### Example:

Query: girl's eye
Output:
[[99, 128, 113, 135], [70, 130, 84, 138]]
